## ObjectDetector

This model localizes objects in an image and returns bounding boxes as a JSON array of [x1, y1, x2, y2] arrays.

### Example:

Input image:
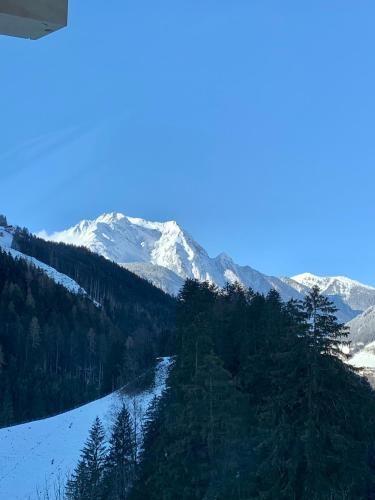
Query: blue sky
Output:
[[1, 1, 374, 283]]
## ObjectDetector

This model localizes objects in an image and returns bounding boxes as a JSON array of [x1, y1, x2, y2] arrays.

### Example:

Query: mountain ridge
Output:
[[40, 212, 303, 301], [39, 212, 375, 326]]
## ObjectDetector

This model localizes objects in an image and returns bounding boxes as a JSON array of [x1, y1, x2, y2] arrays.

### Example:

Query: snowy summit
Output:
[[40, 212, 301, 299]]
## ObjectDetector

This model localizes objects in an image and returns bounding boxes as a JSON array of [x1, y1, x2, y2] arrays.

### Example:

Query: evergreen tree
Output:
[[132, 282, 250, 500], [299, 287, 368, 498], [29, 316, 41, 350], [66, 417, 107, 500], [105, 405, 136, 499], [66, 460, 89, 500], [303, 285, 349, 355], [0, 384, 14, 427], [0, 343, 4, 373]]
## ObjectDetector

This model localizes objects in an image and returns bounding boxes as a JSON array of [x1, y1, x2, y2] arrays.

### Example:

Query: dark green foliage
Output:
[[66, 417, 107, 500], [0, 232, 175, 426], [132, 281, 252, 500], [67, 408, 138, 500], [0, 214, 7, 226], [104, 405, 137, 499], [132, 281, 375, 500], [0, 249, 115, 424], [14, 229, 176, 378]]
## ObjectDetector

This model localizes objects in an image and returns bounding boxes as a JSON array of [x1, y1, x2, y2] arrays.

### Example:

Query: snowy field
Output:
[[0, 357, 172, 500]]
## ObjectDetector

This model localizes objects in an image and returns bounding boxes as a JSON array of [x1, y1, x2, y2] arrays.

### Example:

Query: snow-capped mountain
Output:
[[39, 212, 375, 325], [287, 272, 375, 313], [280, 276, 359, 323], [40, 212, 303, 300]]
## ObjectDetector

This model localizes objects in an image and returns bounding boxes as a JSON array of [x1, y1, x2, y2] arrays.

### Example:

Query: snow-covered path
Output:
[[0, 357, 172, 500]]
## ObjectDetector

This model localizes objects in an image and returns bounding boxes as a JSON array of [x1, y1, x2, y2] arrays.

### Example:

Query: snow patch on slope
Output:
[[350, 342, 375, 370], [0, 357, 172, 500], [0, 227, 88, 298]]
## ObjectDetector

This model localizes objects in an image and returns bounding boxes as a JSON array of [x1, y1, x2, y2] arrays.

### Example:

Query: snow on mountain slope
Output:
[[40, 212, 302, 300], [0, 226, 89, 299], [327, 295, 360, 324], [281, 277, 358, 323], [0, 357, 172, 500], [290, 273, 375, 312], [123, 262, 185, 296], [279, 276, 311, 295], [39, 213, 375, 322], [350, 341, 375, 369], [347, 306, 375, 351]]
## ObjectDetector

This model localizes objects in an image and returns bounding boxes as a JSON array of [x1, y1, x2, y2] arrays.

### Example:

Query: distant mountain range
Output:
[[288, 273, 375, 313], [40, 213, 375, 326]]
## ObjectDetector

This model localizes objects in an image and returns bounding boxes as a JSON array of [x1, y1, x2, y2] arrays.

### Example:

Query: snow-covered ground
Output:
[[350, 346, 375, 370], [0, 357, 172, 500], [0, 226, 87, 298]]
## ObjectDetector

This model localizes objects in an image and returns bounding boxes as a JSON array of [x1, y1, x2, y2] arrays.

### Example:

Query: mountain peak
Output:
[[96, 212, 126, 224], [39, 212, 301, 299], [39, 213, 375, 316], [292, 272, 375, 291], [216, 252, 233, 264], [290, 272, 375, 312]]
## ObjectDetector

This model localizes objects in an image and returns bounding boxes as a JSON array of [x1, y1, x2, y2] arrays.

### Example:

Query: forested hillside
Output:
[[0, 230, 175, 427], [132, 281, 375, 500], [14, 228, 176, 364]]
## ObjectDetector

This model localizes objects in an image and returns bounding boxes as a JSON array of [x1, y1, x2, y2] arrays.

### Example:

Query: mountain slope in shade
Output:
[[347, 305, 375, 350], [0, 357, 172, 500], [290, 272, 375, 312], [123, 262, 185, 296], [0, 226, 89, 299], [40, 212, 302, 300]]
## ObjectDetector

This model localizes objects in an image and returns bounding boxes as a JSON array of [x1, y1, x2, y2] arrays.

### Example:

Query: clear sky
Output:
[[0, 1, 374, 283]]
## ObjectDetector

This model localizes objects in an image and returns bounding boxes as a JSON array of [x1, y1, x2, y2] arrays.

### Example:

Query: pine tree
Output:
[[105, 404, 136, 499], [0, 343, 4, 373], [133, 282, 250, 500], [299, 287, 366, 498], [0, 384, 14, 427], [254, 288, 375, 499], [66, 460, 89, 500], [66, 416, 107, 500], [29, 316, 41, 350], [303, 285, 349, 356]]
